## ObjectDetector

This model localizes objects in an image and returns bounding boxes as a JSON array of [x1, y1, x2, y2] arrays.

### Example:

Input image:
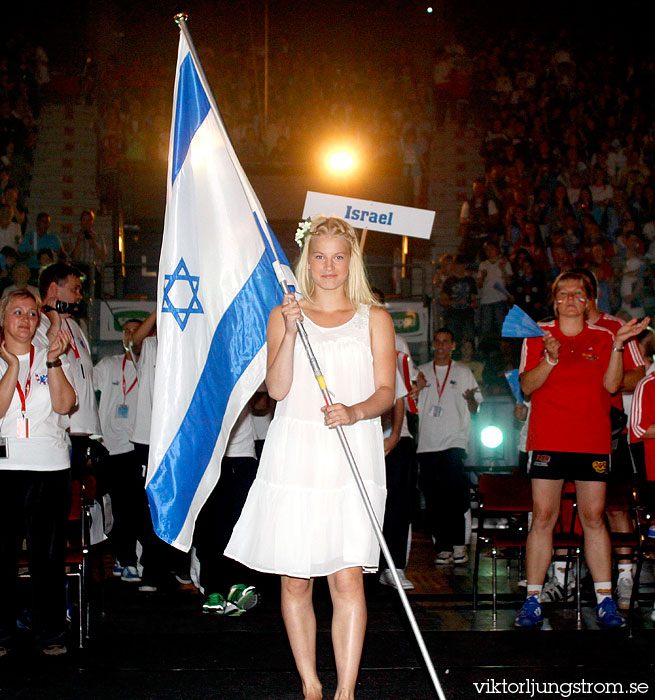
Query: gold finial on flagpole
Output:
[[174, 12, 188, 25]]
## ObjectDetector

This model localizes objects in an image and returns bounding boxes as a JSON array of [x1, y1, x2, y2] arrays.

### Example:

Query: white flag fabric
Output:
[[146, 29, 293, 550]]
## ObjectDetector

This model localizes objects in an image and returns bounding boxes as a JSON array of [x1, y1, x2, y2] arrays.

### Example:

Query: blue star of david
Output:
[[161, 257, 204, 331]]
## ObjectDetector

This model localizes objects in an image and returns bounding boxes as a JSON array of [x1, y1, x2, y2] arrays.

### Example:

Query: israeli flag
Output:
[[146, 28, 294, 550]]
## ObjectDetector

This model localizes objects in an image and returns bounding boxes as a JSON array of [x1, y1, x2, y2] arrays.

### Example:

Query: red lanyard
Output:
[[16, 345, 35, 413], [122, 354, 138, 401], [433, 360, 452, 403], [65, 319, 80, 359]]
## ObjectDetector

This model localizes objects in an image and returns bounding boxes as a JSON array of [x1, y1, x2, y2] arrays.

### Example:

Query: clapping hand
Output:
[[47, 328, 72, 362]]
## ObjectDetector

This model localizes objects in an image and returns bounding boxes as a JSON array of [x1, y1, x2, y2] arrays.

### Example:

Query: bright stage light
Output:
[[327, 151, 355, 172], [427, 6, 433, 13], [480, 426, 503, 449]]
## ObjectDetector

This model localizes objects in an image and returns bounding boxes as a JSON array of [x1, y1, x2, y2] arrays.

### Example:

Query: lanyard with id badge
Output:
[[0, 345, 34, 458], [117, 354, 137, 418], [431, 360, 451, 418], [15, 345, 35, 439]]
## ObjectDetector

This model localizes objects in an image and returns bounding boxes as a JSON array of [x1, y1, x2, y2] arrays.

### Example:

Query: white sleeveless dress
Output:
[[225, 304, 386, 578]]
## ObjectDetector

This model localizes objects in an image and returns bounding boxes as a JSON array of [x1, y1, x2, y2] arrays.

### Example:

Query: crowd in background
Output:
[[432, 30, 655, 394]]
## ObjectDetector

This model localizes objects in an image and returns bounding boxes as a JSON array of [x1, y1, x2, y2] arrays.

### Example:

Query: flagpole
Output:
[[173, 15, 446, 699]]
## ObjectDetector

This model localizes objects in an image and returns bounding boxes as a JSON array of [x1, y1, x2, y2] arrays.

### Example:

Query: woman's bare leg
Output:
[[327, 567, 367, 700], [281, 575, 322, 699], [575, 480, 611, 582], [526, 479, 564, 587]]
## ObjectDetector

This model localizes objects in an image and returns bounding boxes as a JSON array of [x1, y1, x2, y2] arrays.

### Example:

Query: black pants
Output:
[[381, 437, 416, 569], [193, 456, 258, 594], [132, 443, 188, 584], [418, 448, 470, 552], [106, 450, 141, 567], [0, 468, 71, 648]]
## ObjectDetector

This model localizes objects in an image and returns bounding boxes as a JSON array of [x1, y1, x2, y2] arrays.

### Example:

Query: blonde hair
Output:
[[295, 215, 381, 307], [0, 289, 41, 329]]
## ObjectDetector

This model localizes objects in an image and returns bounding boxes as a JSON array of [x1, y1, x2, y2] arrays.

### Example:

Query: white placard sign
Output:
[[302, 191, 435, 240]]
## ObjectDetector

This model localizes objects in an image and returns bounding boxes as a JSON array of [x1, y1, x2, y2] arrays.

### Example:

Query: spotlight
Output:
[[327, 151, 355, 172], [481, 426, 503, 449]]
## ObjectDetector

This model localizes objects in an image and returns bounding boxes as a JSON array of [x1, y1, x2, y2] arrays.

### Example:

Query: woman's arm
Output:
[[520, 332, 560, 396], [604, 317, 651, 394], [265, 294, 302, 401], [47, 329, 77, 414], [322, 306, 396, 428], [0, 345, 19, 417]]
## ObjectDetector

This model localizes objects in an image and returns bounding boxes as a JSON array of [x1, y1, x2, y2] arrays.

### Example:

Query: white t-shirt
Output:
[[131, 336, 156, 446], [94, 353, 139, 455], [0, 347, 73, 471], [34, 314, 101, 436], [478, 258, 511, 305], [394, 335, 416, 440], [416, 360, 483, 453], [252, 413, 272, 441], [382, 366, 409, 439], [0, 221, 21, 249], [224, 407, 256, 459]]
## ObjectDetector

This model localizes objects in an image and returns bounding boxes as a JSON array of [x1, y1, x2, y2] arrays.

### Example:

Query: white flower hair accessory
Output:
[[295, 218, 311, 248]]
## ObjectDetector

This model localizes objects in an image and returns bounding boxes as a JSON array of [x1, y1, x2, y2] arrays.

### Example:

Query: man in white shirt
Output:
[[477, 240, 512, 339], [37, 263, 102, 490], [193, 408, 259, 616], [416, 328, 482, 565], [94, 320, 141, 582]]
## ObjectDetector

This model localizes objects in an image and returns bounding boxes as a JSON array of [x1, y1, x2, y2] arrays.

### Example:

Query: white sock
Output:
[[617, 564, 633, 582], [526, 585, 543, 599], [594, 581, 612, 605], [553, 565, 567, 586]]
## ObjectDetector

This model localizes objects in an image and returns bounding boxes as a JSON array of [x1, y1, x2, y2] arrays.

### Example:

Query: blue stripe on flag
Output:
[[172, 53, 210, 185], [147, 250, 283, 542]]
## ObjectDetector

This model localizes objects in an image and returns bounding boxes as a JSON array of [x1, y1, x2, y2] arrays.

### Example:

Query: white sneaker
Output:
[[379, 569, 415, 590], [650, 603, 655, 622], [453, 546, 469, 565], [396, 569, 415, 590], [616, 578, 633, 611], [435, 551, 453, 565]]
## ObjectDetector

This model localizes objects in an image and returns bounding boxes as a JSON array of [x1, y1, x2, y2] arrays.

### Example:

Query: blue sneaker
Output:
[[515, 595, 543, 627], [595, 597, 626, 628], [112, 560, 123, 577], [120, 565, 142, 583]]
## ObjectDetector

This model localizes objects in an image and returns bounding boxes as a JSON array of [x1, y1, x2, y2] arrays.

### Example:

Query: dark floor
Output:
[[2, 530, 655, 700]]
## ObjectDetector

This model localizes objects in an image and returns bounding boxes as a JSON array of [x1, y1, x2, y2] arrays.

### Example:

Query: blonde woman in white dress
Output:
[[226, 216, 396, 699]]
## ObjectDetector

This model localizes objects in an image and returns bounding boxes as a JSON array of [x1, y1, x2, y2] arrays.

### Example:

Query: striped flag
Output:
[[146, 26, 294, 550]]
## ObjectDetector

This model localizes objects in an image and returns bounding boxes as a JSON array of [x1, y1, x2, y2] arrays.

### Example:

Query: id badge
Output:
[[16, 417, 29, 439], [0, 437, 8, 458], [432, 405, 443, 418], [117, 404, 129, 419]]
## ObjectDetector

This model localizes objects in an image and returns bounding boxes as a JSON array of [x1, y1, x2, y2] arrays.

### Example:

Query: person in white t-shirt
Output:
[[379, 336, 422, 591], [36, 263, 102, 487], [127, 310, 191, 591], [478, 240, 512, 339], [0, 289, 76, 657], [94, 320, 141, 583], [193, 407, 260, 616], [416, 328, 482, 565]]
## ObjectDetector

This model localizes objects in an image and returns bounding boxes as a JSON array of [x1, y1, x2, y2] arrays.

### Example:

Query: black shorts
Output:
[[527, 450, 611, 482], [608, 433, 635, 482]]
